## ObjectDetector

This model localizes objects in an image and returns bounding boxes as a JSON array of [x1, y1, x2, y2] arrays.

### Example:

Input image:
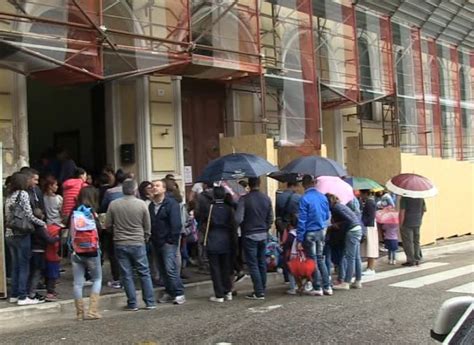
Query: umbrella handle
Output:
[[203, 204, 214, 247]]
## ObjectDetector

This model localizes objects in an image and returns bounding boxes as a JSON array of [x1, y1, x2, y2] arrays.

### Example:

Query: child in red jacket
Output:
[[45, 224, 62, 301]]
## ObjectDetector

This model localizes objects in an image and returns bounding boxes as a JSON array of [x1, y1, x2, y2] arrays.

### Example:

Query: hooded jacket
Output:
[[61, 178, 87, 219]]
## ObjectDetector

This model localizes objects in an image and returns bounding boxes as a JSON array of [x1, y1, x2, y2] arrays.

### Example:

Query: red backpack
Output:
[[69, 205, 99, 254]]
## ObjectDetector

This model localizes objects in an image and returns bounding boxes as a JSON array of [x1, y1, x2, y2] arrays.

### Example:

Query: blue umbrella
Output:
[[281, 156, 346, 177], [196, 153, 278, 183]]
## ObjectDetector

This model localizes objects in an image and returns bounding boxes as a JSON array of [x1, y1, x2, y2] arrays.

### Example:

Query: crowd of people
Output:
[[3, 160, 426, 320]]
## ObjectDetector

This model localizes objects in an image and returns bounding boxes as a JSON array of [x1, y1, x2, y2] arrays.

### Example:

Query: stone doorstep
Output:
[[0, 239, 472, 327], [0, 273, 281, 327]]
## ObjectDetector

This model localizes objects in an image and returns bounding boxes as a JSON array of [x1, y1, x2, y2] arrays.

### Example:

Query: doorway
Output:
[[181, 78, 226, 181], [26, 79, 106, 176]]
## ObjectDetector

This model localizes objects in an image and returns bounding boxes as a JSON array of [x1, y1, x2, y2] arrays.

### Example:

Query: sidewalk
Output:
[[0, 234, 472, 328]]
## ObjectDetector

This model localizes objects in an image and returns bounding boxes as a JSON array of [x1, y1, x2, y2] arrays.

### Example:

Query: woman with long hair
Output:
[[5, 172, 46, 305], [69, 186, 102, 320]]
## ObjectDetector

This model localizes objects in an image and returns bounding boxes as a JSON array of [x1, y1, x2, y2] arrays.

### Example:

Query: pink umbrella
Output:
[[315, 176, 355, 205], [386, 173, 438, 198]]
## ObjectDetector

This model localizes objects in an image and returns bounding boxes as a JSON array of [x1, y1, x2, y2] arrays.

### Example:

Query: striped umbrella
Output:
[[386, 173, 438, 198]]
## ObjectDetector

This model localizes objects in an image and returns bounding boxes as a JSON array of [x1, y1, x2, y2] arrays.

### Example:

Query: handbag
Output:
[[7, 194, 35, 236]]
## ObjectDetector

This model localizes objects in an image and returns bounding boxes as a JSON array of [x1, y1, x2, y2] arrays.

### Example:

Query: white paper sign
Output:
[[184, 166, 193, 184]]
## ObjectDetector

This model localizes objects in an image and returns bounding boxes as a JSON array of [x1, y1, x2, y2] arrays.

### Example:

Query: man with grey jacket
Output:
[[105, 179, 156, 311]]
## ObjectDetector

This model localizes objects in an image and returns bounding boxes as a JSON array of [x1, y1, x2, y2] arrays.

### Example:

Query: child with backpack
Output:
[[69, 186, 102, 320]]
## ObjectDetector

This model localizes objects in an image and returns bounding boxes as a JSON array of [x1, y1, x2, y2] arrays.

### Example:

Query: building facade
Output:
[[0, 0, 473, 244]]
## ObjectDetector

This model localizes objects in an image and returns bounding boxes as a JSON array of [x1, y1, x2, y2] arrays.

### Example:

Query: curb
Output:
[[376, 239, 474, 264], [0, 273, 282, 329]]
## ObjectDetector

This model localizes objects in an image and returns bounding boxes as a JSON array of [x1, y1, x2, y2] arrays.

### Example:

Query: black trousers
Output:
[[208, 253, 232, 298]]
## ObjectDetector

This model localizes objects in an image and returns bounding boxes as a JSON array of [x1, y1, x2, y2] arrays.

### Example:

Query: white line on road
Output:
[[447, 282, 474, 294], [248, 305, 282, 313], [390, 265, 474, 289], [362, 262, 449, 283]]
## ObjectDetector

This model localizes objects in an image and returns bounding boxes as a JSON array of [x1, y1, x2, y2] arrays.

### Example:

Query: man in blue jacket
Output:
[[149, 179, 185, 305], [236, 177, 273, 300], [297, 175, 332, 296]]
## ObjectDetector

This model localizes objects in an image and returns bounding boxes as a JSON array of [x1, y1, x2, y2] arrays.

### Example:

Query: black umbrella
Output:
[[281, 156, 346, 177], [268, 171, 303, 184], [196, 153, 278, 184]]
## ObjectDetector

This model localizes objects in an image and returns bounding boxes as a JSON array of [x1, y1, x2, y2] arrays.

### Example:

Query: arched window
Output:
[[358, 37, 373, 120]]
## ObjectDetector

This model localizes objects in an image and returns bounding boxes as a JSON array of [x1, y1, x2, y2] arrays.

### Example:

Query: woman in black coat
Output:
[[205, 187, 237, 303]]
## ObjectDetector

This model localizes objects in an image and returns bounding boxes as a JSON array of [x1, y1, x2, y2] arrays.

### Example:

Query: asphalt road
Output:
[[2, 249, 472, 344]]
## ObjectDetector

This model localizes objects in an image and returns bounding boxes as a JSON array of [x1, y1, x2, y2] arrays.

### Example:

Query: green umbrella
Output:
[[352, 177, 384, 191]]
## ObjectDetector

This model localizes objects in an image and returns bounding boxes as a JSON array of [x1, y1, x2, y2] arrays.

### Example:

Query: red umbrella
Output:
[[386, 173, 438, 198]]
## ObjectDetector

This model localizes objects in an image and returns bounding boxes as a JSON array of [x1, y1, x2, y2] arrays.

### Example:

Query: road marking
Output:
[[447, 282, 474, 294], [362, 262, 449, 283], [390, 265, 474, 289], [248, 305, 282, 313]]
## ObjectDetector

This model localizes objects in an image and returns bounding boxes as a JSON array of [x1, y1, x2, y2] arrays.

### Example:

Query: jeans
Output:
[[207, 252, 232, 298], [401, 226, 422, 263], [288, 273, 296, 290], [339, 227, 362, 283], [115, 244, 156, 308], [243, 237, 267, 297], [388, 250, 397, 261], [7, 235, 31, 299], [303, 230, 330, 290], [71, 253, 102, 299], [102, 231, 120, 281], [28, 252, 46, 297], [156, 243, 184, 297]]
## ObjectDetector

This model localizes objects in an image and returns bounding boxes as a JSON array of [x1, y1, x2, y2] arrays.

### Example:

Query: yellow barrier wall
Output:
[[401, 153, 474, 245]]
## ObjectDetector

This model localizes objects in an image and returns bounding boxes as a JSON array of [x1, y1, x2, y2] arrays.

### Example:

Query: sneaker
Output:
[[333, 283, 350, 290], [245, 293, 265, 300], [145, 305, 157, 310], [209, 296, 224, 303], [392, 260, 397, 265], [380, 248, 388, 252], [17, 297, 40, 306], [286, 289, 297, 295], [31, 293, 46, 303], [362, 269, 376, 276], [45, 293, 59, 302], [107, 281, 122, 289], [401, 262, 415, 267], [350, 281, 362, 289], [323, 288, 334, 296], [224, 292, 233, 301], [234, 272, 247, 284], [174, 295, 186, 305], [158, 293, 174, 304], [304, 281, 313, 292], [303, 289, 323, 296], [124, 306, 139, 311], [8, 297, 18, 303]]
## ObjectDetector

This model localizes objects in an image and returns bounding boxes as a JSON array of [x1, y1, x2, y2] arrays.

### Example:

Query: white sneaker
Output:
[[8, 297, 18, 303], [362, 269, 376, 276], [209, 296, 224, 303], [158, 293, 174, 304], [350, 281, 362, 289], [286, 289, 297, 295], [333, 283, 350, 290], [174, 295, 186, 305], [17, 297, 40, 306], [304, 289, 323, 296], [224, 292, 233, 301], [304, 281, 313, 292], [323, 288, 333, 295]]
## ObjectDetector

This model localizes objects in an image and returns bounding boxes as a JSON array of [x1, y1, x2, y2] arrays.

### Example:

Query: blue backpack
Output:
[[265, 235, 282, 272]]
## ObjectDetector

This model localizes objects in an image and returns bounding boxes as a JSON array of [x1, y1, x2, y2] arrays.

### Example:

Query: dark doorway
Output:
[[181, 78, 226, 181], [27, 80, 106, 176]]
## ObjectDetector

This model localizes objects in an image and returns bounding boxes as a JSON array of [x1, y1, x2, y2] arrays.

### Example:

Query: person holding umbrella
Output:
[[399, 197, 426, 266], [235, 177, 273, 300], [386, 173, 436, 267], [296, 175, 332, 296]]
